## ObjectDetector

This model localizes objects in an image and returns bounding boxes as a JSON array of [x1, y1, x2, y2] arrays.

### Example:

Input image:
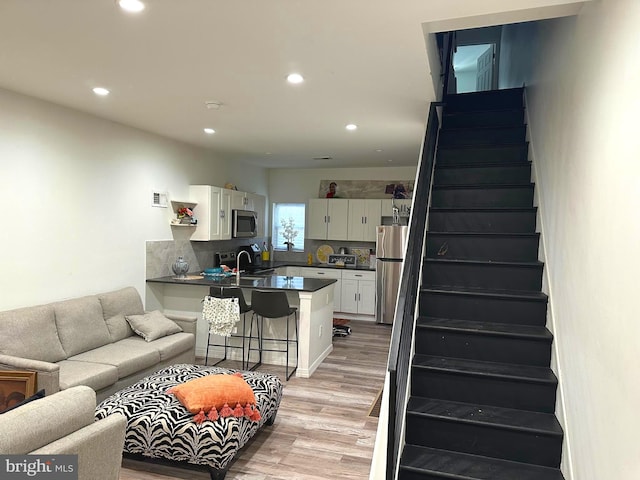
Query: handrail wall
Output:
[[385, 101, 440, 479]]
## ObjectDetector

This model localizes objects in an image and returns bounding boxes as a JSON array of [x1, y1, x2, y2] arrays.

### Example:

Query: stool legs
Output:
[[205, 313, 249, 369], [247, 311, 298, 381]]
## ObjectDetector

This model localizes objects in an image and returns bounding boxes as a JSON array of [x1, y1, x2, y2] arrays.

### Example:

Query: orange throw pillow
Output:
[[166, 373, 261, 423]]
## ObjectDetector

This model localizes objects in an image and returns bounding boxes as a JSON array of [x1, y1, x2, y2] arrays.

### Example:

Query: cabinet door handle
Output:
[[220, 210, 225, 218], [328, 215, 331, 223], [355, 293, 357, 301], [317, 272, 325, 275]]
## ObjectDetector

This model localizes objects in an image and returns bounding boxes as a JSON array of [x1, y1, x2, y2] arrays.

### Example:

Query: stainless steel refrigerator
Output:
[[376, 225, 408, 324]]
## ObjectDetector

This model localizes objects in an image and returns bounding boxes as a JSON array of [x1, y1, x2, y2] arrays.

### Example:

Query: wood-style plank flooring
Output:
[[119, 321, 392, 480]]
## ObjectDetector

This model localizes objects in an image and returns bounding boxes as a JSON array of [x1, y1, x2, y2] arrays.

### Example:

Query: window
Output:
[[272, 203, 305, 251]]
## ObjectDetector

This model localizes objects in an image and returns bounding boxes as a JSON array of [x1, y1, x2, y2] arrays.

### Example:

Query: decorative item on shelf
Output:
[[280, 217, 298, 252], [177, 207, 194, 225], [172, 256, 189, 279]]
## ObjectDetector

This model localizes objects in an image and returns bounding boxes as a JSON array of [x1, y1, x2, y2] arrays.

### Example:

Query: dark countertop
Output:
[[146, 274, 336, 293], [259, 261, 376, 271]]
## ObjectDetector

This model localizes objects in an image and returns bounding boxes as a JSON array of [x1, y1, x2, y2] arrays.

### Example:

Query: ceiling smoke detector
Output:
[[205, 101, 222, 110]]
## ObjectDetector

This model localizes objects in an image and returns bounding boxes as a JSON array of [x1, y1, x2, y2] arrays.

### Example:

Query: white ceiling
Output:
[[0, 0, 587, 169]]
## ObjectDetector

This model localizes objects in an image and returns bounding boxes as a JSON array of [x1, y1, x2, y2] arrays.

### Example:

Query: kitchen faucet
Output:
[[236, 250, 252, 285]]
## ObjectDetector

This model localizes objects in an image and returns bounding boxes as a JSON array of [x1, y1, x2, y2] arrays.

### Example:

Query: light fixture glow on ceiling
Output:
[[92, 87, 110, 96], [286, 73, 304, 84], [345, 124, 358, 131], [203, 128, 215, 134], [118, 0, 145, 13]]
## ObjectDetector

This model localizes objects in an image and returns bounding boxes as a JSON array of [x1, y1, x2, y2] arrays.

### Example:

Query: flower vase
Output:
[[172, 256, 189, 279], [286, 243, 293, 252]]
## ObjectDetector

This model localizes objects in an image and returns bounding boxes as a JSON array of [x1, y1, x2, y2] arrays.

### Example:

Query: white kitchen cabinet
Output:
[[307, 199, 348, 240], [189, 185, 232, 241], [382, 199, 412, 218], [230, 190, 247, 210], [340, 270, 376, 315], [347, 199, 382, 241], [299, 267, 342, 312]]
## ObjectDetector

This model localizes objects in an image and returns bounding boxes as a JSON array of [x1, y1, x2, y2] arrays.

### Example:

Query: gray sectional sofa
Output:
[[0, 286, 197, 402], [0, 386, 127, 480]]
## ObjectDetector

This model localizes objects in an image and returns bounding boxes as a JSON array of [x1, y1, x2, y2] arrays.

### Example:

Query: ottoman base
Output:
[[96, 364, 283, 478]]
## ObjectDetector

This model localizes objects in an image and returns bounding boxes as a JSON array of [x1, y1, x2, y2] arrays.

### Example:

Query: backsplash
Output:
[[146, 237, 268, 278], [273, 239, 375, 266]]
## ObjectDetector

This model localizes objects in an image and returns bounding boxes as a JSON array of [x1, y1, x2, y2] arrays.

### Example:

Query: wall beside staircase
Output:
[[499, 2, 640, 479]]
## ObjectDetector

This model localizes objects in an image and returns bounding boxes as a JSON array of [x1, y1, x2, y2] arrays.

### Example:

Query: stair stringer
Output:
[[524, 87, 574, 480]]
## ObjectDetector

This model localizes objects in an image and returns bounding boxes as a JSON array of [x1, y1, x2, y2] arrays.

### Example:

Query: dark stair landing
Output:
[[398, 88, 565, 480]]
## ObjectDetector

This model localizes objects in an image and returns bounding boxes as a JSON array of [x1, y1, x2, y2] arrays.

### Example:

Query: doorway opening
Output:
[[453, 43, 495, 93]]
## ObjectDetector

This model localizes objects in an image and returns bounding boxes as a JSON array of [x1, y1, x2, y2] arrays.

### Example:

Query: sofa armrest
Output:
[[31, 413, 126, 480], [165, 313, 198, 336], [0, 385, 95, 454], [0, 354, 60, 395]]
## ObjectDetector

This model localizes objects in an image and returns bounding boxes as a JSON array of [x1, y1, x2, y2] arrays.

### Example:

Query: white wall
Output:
[[500, 1, 640, 478], [0, 88, 267, 310], [268, 166, 418, 205]]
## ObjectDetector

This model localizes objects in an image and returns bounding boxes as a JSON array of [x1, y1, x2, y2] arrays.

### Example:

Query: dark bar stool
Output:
[[247, 290, 298, 380], [205, 286, 252, 369]]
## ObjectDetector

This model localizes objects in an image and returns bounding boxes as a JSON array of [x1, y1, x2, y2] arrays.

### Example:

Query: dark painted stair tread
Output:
[[437, 143, 528, 152], [407, 396, 562, 435], [413, 354, 557, 385], [425, 257, 544, 268], [435, 161, 531, 169], [428, 231, 539, 239], [422, 285, 548, 301], [433, 183, 534, 190], [417, 316, 553, 340], [430, 206, 537, 212], [401, 445, 564, 480]]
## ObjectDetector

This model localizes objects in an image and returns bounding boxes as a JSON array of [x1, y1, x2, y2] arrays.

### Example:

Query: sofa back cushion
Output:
[[0, 304, 68, 363], [98, 287, 144, 342], [54, 296, 112, 356]]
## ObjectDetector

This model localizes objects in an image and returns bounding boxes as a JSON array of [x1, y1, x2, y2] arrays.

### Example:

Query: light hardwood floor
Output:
[[119, 320, 392, 480]]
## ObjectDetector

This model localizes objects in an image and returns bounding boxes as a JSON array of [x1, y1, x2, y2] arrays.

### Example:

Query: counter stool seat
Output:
[[247, 290, 298, 380], [205, 286, 252, 369]]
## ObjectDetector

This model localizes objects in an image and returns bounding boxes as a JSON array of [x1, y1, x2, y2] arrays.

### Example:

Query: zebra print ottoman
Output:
[[95, 364, 283, 480]]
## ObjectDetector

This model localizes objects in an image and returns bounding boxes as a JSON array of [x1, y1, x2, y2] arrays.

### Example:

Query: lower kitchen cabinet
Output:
[[299, 267, 342, 312], [340, 270, 376, 315]]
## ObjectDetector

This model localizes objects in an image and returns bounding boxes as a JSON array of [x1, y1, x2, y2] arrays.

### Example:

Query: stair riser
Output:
[[411, 369, 557, 413], [427, 234, 539, 262], [439, 127, 526, 147], [443, 109, 524, 129], [419, 291, 548, 326], [423, 262, 543, 291], [415, 328, 552, 367], [444, 89, 524, 112], [405, 414, 562, 468], [429, 210, 537, 234], [398, 470, 447, 480], [437, 145, 528, 165], [432, 187, 534, 208], [434, 164, 531, 186]]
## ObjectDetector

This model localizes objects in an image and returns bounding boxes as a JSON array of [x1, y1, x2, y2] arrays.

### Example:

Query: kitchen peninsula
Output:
[[145, 274, 336, 378]]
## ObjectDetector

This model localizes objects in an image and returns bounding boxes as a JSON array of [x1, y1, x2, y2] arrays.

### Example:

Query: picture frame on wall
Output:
[[0, 370, 37, 413]]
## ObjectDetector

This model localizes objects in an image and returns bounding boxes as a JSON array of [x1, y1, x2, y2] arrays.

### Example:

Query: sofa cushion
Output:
[[117, 332, 195, 361], [57, 360, 119, 392], [54, 296, 112, 357], [0, 385, 96, 454], [0, 304, 67, 363], [125, 310, 182, 342], [68, 342, 160, 379], [98, 287, 144, 342]]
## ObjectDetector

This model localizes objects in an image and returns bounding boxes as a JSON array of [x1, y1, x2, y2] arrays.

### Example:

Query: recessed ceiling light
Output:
[[345, 124, 358, 131], [375, 149, 383, 152], [203, 128, 215, 134], [92, 87, 110, 96], [286, 73, 304, 84], [387, 159, 394, 163], [117, 0, 145, 13]]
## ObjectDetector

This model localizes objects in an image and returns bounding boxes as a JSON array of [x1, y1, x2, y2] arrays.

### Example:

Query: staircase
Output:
[[398, 88, 565, 479]]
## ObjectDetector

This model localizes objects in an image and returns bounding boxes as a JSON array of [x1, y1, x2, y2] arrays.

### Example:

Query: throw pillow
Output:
[[125, 310, 182, 342], [166, 373, 261, 423]]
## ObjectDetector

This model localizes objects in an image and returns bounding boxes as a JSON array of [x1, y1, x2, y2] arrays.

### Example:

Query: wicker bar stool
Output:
[[205, 286, 252, 369], [247, 290, 298, 380]]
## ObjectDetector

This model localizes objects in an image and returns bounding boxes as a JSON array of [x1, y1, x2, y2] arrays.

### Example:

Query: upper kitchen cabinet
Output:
[[307, 199, 348, 240], [347, 199, 381, 241], [382, 199, 412, 218], [189, 185, 232, 241]]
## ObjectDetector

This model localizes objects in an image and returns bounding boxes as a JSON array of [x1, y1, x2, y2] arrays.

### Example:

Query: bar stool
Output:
[[247, 290, 298, 380], [205, 286, 252, 369]]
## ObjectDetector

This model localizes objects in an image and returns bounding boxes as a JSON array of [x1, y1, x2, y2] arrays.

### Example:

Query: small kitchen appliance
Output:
[[232, 209, 258, 238]]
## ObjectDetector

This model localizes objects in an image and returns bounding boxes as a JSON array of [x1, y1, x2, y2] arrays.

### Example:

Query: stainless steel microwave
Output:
[[232, 209, 258, 238]]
